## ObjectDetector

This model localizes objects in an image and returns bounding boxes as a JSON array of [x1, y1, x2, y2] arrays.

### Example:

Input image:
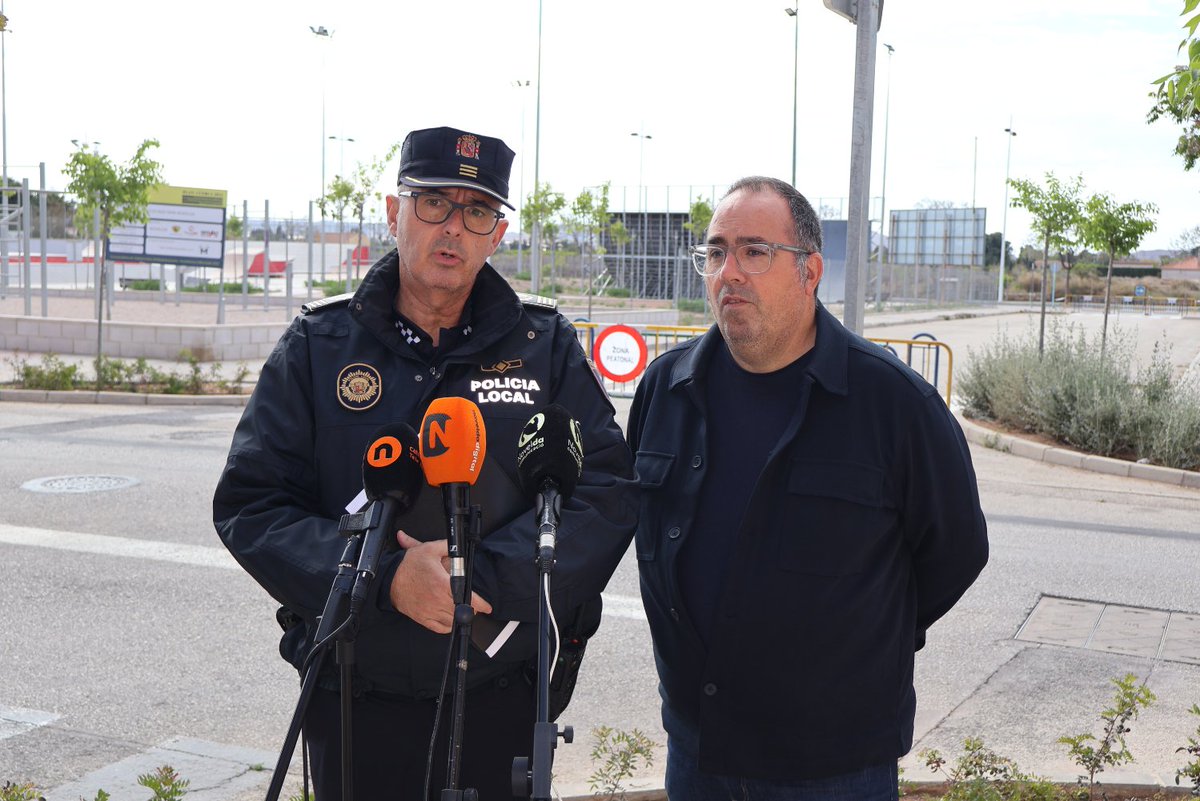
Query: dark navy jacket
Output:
[[627, 302, 988, 780], [213, 251, 637, 698]]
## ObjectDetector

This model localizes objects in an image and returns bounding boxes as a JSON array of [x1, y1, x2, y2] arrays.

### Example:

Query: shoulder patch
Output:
[[516, 291, 557, 311], [302, 293, 354, 315]]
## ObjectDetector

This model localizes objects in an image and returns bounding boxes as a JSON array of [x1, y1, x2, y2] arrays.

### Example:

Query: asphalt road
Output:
[[2, 309, 1200, 798]]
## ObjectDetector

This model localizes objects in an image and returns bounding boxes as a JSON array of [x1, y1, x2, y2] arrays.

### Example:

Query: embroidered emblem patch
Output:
[[337, 363, 382, 411], [456, 134, 481, 160], [482, 359, 524, 374]]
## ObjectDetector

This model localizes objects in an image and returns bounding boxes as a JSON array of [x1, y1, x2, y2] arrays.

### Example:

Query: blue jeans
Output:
[[665, 738, 899, 801]]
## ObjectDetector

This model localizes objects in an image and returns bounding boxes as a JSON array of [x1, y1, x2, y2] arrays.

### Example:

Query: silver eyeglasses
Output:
[[691, 242, 812, 277], [398, 190, 505, 235]]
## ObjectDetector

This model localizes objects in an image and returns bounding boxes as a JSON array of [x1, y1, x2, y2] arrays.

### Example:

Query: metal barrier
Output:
[[572, 322, 955, 405], [1065, 294, 1198, 317]]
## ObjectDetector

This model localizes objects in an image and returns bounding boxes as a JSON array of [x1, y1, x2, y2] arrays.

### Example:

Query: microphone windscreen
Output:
[[362, 423, 423, 511], [516, 404, 583, 501], [419, 397, 487, 486]]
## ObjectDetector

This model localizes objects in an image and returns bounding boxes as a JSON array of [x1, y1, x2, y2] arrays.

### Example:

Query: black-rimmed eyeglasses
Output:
[[398, 190, 505, 236], [691, 242, 812, 277]]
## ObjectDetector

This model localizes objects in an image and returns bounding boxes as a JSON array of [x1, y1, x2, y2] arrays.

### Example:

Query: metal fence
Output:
[[572, 322, 955, 405]]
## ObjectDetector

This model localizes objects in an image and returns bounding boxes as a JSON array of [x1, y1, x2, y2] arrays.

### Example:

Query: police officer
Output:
[[214, 126, 637, 800]]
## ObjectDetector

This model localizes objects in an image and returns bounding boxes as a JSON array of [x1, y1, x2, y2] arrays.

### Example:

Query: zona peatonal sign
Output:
[[592, 324, 648, 383], [106, 185, 228, 268]]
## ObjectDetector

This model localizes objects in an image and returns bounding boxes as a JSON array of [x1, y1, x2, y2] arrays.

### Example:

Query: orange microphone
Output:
[[419, 397, 488, 596], [419, 396, 487, 486]]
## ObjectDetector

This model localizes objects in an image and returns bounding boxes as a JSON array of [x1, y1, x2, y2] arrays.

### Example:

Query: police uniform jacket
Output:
[[627, 301, 988, 780], [213, 251, 637, 698]]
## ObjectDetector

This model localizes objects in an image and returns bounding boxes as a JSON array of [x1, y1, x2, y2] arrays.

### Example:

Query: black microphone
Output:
[[516, 404, 583, 569], [347, 423, 423, 615]]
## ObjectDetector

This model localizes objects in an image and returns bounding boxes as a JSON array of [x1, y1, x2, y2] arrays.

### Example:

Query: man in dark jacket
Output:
[[628, 176, 988, 800], [214, 126, 636, 800]]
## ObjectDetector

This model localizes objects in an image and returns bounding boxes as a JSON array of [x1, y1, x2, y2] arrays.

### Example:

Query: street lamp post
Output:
[[512, 80, 531, 283], [630, 131, 652, 299], [531, 0, 544, 294], [998, 123, 1017, 303], [329, 134, 355, 178], [875, 42, 893, 310], [785, 5, 799, 187], [310, 25, 333, 283]]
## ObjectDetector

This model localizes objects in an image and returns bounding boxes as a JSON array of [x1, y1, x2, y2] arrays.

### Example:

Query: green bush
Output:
[[959, 322, 1200, 470], [14, 354, 80, 390], [124, 279, 161, 291], [603, 287, 631, 298]]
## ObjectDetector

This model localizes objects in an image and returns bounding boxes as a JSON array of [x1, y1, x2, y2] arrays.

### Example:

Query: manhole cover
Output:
[[21, 475, 141, 494], [1016, 595, 1200, 665]]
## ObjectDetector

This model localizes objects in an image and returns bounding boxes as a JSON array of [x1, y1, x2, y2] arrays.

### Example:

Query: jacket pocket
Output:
[[778, 458, 893, 576], [633, 451, 676, 562]]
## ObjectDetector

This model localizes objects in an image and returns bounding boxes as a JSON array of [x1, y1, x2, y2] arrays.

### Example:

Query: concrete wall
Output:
[[0, 315, 288, 362]]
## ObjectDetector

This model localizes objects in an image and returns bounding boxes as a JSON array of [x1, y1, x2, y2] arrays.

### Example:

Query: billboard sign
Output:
[[107, 185, 228, 268]]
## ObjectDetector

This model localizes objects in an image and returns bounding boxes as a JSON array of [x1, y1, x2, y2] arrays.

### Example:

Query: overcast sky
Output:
[[5, 0, 1194, 251]]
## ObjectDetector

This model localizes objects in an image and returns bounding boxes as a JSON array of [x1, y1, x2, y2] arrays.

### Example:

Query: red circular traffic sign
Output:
[[592, 324, 648, 383]]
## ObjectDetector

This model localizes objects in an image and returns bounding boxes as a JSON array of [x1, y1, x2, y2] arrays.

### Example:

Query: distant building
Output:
[[1162, 254, 1200, 281]]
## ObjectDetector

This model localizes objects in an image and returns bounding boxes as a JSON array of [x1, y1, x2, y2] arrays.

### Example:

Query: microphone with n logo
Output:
[[419, 397, 487, 594], [346, 423, 423, 616]]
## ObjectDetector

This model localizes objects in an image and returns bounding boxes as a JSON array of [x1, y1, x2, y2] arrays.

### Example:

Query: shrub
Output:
[[1058, 673, 1156, 798], [13, 354, 80, 391], [959, 322, 1200, 470], [920, 737, 1067, 800]]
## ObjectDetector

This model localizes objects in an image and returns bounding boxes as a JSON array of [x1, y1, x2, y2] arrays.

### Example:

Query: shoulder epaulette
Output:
[[516, 291, 557, 311], [301, 293, 354, 315]]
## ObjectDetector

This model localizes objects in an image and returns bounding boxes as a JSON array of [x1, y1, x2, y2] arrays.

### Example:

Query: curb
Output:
[[0, 387, 250, 407], [957, 414, 1200, 489]]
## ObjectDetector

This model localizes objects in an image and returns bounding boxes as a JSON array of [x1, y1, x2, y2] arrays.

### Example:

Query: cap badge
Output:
[[337, 363, 382, 411], [456, 134, 481, 160]]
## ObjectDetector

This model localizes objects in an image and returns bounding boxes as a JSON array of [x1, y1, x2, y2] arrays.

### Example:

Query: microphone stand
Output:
[[513, 484, 573, 801], [264, 502, 386, 801], [442, 485, 483, 801]]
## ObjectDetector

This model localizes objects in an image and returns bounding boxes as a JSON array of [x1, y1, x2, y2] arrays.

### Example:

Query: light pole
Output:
[[328, 134, 355, 178], [310, 25, 333, 283], [785, 5, 799, 187], [630, 130, 652, 296], [998, 123, 1016, 303], [1, 3, 10, 273], [531, 0, 544, 293], [512, 80, 531, 283], [875, 42, 893, 310]]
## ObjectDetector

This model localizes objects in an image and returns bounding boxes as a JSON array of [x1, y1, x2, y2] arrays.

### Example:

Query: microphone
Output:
[[419, 397, 487, 595], [516, 404, 583, 569], [348, 423, 423, 615]]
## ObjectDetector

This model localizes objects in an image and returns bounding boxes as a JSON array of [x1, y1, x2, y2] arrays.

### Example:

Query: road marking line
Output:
[[0, 705, 60, 742], [0, 524, 239, 570], [0, 523, 648, 621]]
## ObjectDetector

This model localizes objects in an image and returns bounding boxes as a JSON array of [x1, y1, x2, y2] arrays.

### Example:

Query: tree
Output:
[[1008, 172, 1084, 355], [1170, 224, 1200, 255], [566, 183, 615, 317], [319, 174, 355, 291], [984, 231, 1014, 267], [521, 182, 566, 290], [1078, 193, 1158, 354], [62, 139, 164, 385], [347, 143, 402, 280], [1149, 0, 1200, 169], [682, 196, 713, 247]]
